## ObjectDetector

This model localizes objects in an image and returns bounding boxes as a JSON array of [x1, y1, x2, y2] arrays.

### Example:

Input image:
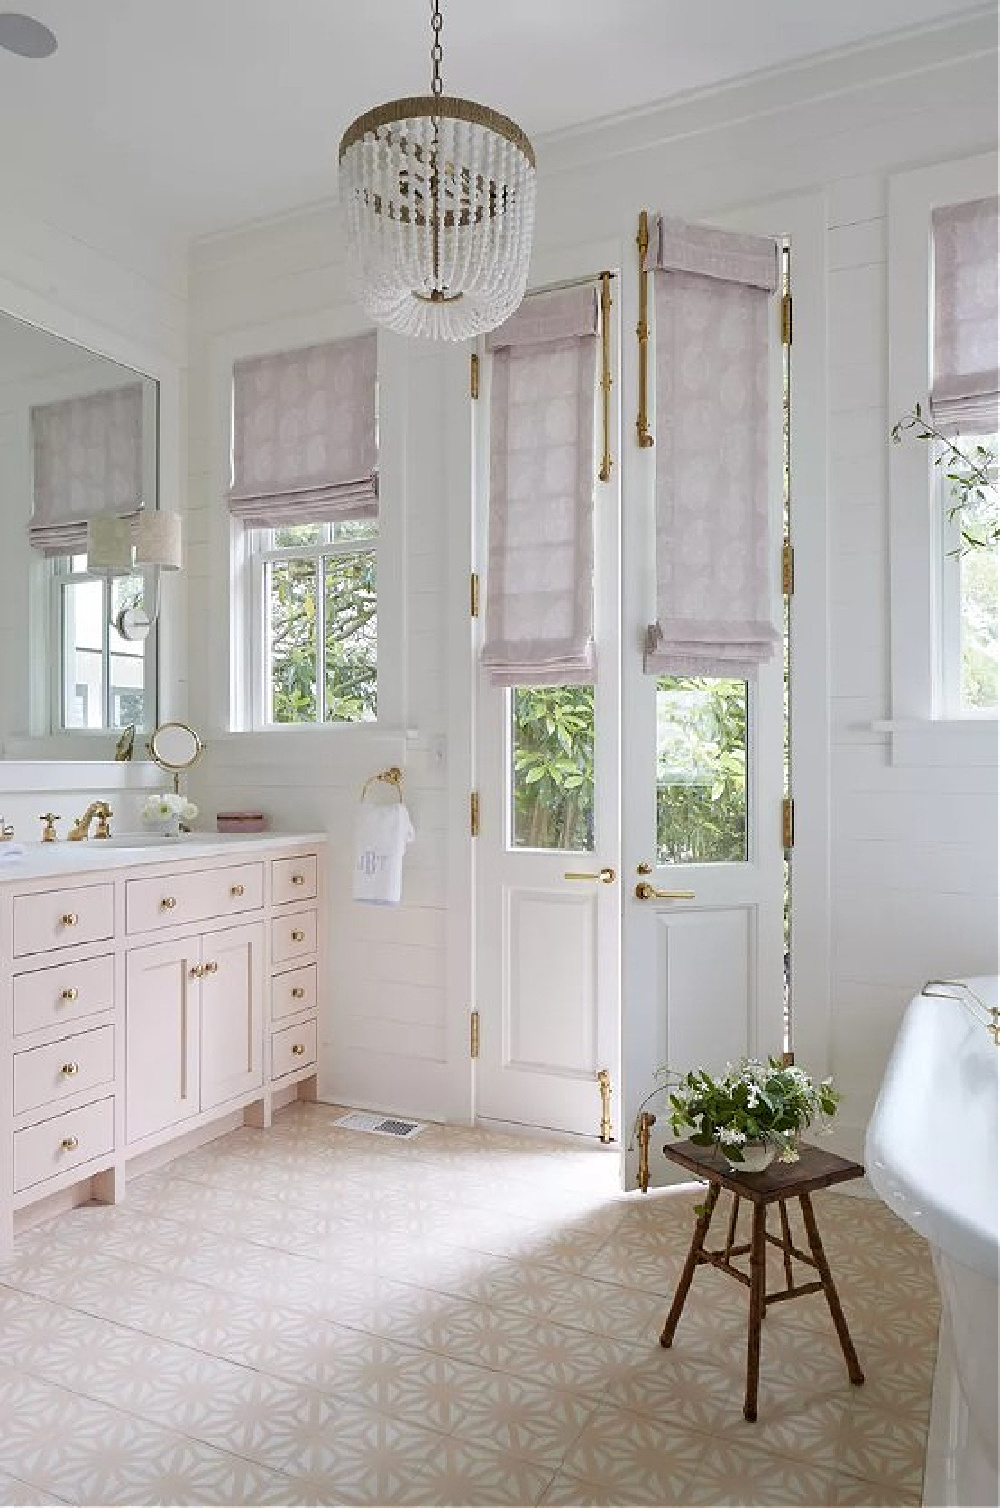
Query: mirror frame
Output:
[[148, 720, 204, 774]]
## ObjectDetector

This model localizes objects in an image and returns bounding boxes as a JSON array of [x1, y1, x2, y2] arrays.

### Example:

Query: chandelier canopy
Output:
[[338, 1, 536, 341]]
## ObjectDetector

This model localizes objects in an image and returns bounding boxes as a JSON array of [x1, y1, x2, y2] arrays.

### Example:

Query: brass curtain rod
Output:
[[522, 270, 618, 300]]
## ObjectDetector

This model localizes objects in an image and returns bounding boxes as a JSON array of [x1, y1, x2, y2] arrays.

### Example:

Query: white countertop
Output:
[[0, 831, 327, 883]]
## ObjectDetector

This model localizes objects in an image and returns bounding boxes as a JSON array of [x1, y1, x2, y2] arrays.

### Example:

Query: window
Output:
[[52, 555, 155, 731], [251, 519, 377, 726], [940, 433, 998, 714]]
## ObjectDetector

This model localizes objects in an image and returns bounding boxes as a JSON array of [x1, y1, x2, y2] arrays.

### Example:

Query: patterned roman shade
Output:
[[931, 195, 1000, 435], [228, 332, 378, 525], [643, 215, 780, 677], [29, 383, 144, 555], [481, 284, 599, 687]]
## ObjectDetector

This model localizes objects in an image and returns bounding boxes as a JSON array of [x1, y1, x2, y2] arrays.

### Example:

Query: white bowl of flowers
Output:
[[142, 792, 198, 838], [667, 1057, 840, 1172]]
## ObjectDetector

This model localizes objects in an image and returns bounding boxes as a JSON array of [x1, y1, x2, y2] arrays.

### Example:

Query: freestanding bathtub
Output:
[[866, 976, 999, 1508]]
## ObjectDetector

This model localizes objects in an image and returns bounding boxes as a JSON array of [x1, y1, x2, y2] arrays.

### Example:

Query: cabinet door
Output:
[[200, 922, 264, 1110], [126, 936, 201, 1144]]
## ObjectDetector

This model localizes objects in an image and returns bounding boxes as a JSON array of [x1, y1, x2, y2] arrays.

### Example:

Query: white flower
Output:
[[143, 792, 198, 822], [718, 1127, 746, 1146]]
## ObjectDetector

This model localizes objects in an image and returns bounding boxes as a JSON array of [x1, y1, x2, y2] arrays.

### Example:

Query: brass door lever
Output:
[[635, 882, 695, 901], [564, 868, 616, 884]]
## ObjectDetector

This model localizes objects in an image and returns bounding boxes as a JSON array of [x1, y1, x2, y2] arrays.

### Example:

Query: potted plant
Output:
[[142, 791, 198, 838], [667, 1057, 840, 1172]]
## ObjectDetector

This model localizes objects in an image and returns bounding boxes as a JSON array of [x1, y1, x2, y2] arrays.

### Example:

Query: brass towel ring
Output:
[[361, 766, 404, 803]]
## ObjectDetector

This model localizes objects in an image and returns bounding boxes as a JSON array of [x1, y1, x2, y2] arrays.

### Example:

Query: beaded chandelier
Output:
[[338, 0, 536, 341]]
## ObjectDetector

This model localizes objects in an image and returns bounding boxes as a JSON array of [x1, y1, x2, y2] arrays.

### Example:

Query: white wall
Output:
[[186, 12, 997, 1143]]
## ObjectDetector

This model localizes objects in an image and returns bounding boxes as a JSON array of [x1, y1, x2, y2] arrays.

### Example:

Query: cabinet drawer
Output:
[[272, 854, 318, 906], [14, 954, 115, 1037], [271, 909, 318, 966], [14, 1095, 115, 1194], [13, 884, 115, 958], [272, 1018, 317, 1079], [126, 862, 263, 934], [14, 1024, 115, 1116], [271, 963, 317, 1022]]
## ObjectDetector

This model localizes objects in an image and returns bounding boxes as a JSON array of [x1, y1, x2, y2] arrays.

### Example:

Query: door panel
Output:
[[505, 888, 598, 1075], [656, 906, 752, 1073], [200, 922, 263, 1110], [126, 937, 200, 1144]]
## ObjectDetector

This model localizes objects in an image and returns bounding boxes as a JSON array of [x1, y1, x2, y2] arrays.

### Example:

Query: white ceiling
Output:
[[0, 0, 985, 240]]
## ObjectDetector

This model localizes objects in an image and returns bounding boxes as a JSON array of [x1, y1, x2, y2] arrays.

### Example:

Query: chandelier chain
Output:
[[429, 0, 443, 96]]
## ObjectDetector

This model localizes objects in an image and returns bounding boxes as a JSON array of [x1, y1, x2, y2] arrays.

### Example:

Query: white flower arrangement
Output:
[[142, 792, 198, 824]]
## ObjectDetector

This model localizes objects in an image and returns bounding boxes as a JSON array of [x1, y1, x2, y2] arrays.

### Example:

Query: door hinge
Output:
[[470, 352, 480, 400], [782, 796, 795, 851], [470, 571, 480, 618], [470, 790, 480, 837], [780, 291, 793, 346], [470, 1009, 480, 1059], [782, 541, 794, 596]]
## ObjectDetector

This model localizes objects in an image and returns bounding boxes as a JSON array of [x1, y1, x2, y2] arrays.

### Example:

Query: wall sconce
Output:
[[86, 510, 183, 642]]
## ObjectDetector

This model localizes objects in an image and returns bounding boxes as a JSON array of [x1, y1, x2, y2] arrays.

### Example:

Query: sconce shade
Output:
[[87, 514, 133, 573], [135, 510, 183, 571]]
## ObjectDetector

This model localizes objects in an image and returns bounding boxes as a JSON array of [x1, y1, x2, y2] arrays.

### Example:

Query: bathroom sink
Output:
[[96, 832, 201, 849]]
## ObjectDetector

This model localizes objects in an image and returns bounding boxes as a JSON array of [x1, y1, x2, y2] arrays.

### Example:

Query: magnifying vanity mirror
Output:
[[148, 721, 204, 793]]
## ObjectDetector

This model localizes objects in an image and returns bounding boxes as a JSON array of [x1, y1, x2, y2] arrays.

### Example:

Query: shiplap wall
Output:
[[185, 13, 997, 1143]]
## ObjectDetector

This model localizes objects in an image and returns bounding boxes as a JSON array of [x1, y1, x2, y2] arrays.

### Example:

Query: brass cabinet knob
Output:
[[190, 964, 205, 979], [60, 1136, 79, 1152], [291, 874, 306, 886], [203, 961, 218, 975], [291, 1043, 306, 1056], [61, 987, 79, 1002], [160, 896, 177, 910], [60, 1061, 80, 1076], [60, 912, 79, 927], [291, 986, 305, 999], [230, 884, 245, 897], [291, 929, 305, 942]]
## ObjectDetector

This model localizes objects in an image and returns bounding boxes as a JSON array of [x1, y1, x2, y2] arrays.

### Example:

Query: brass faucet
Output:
[[67, 801, 113, 841]]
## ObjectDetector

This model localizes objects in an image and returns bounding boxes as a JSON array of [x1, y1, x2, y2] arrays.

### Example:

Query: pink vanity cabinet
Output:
[[0, 834, 326, 1250]]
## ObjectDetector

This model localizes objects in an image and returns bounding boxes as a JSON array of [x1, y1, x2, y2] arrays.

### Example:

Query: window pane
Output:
[[108, 574, 148, 728], [62, 578, 104, 729], [332, 518, 377, 543], [323, 551, 377, 722], [510, 685, 595, 851], [273, 523, 325, 549], [267, 557, 318, 722], [657, 677, 748, 864], [960, 532, 998, 710]]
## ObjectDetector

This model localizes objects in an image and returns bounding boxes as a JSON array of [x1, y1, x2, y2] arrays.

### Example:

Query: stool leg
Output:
[[660, 1181, 720, 1348], [744, 1202, 767, 1421], [799, 1192, 865, 1386]]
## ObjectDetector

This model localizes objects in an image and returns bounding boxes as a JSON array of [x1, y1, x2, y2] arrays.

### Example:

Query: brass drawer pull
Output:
[[190, 964, 205, 979], [291, 1043, 307, 1056], [61, 987, 79, 1002], [160, 896, 177, 910], [203, 960, 218, 975], [291, 874, 306, 886], [60, 1136, 79, 1152], [231, 884, 245, 897], [61, 912, 79, 927], [291, 929, 306, 942], [61, 1061, 80, 1076], [291, 986, 305, 999]]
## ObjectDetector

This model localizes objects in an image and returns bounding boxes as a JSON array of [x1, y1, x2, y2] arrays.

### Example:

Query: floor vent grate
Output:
[[333, 1111, 424, 1139]]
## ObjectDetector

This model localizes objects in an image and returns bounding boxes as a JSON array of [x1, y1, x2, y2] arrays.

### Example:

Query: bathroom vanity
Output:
[[0, 832, 326, 1249]]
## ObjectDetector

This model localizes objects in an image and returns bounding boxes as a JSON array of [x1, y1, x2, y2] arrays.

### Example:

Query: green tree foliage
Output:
[[656, 677, 747, 863], [268, 543, 377, 724], [511, 685, 595, 849]]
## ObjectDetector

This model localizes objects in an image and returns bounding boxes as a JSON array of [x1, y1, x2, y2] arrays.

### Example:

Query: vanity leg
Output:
[[297, 1073, 318, 1104], [91, 1165, 120, 1206], [244, 1097, 272, 1130]]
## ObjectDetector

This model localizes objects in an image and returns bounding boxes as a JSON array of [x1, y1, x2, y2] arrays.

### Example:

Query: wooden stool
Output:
[[659, 1139, 865, 1421]]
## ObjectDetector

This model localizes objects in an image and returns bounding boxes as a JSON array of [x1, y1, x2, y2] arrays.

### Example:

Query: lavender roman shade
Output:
[[643, 215, 780, 677], [931, 195, 1000, 435], [29, 383, 143, 555], [228, 332, 378, 526], [481, 285, 599, 687]]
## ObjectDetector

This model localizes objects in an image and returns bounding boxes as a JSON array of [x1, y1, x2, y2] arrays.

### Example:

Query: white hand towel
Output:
[[353, 802, 415, 905]]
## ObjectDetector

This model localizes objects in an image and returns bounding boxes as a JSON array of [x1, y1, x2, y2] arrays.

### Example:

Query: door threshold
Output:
[[476, 1114, 621, 1150]]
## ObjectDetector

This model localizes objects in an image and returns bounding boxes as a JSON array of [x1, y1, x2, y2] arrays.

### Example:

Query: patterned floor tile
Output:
[[0, 1105, 940, 1506]]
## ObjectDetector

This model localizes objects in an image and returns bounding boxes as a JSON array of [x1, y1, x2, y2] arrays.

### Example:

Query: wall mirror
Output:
[[0, 309, 159, 753], [148, 721, 204, 793]]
